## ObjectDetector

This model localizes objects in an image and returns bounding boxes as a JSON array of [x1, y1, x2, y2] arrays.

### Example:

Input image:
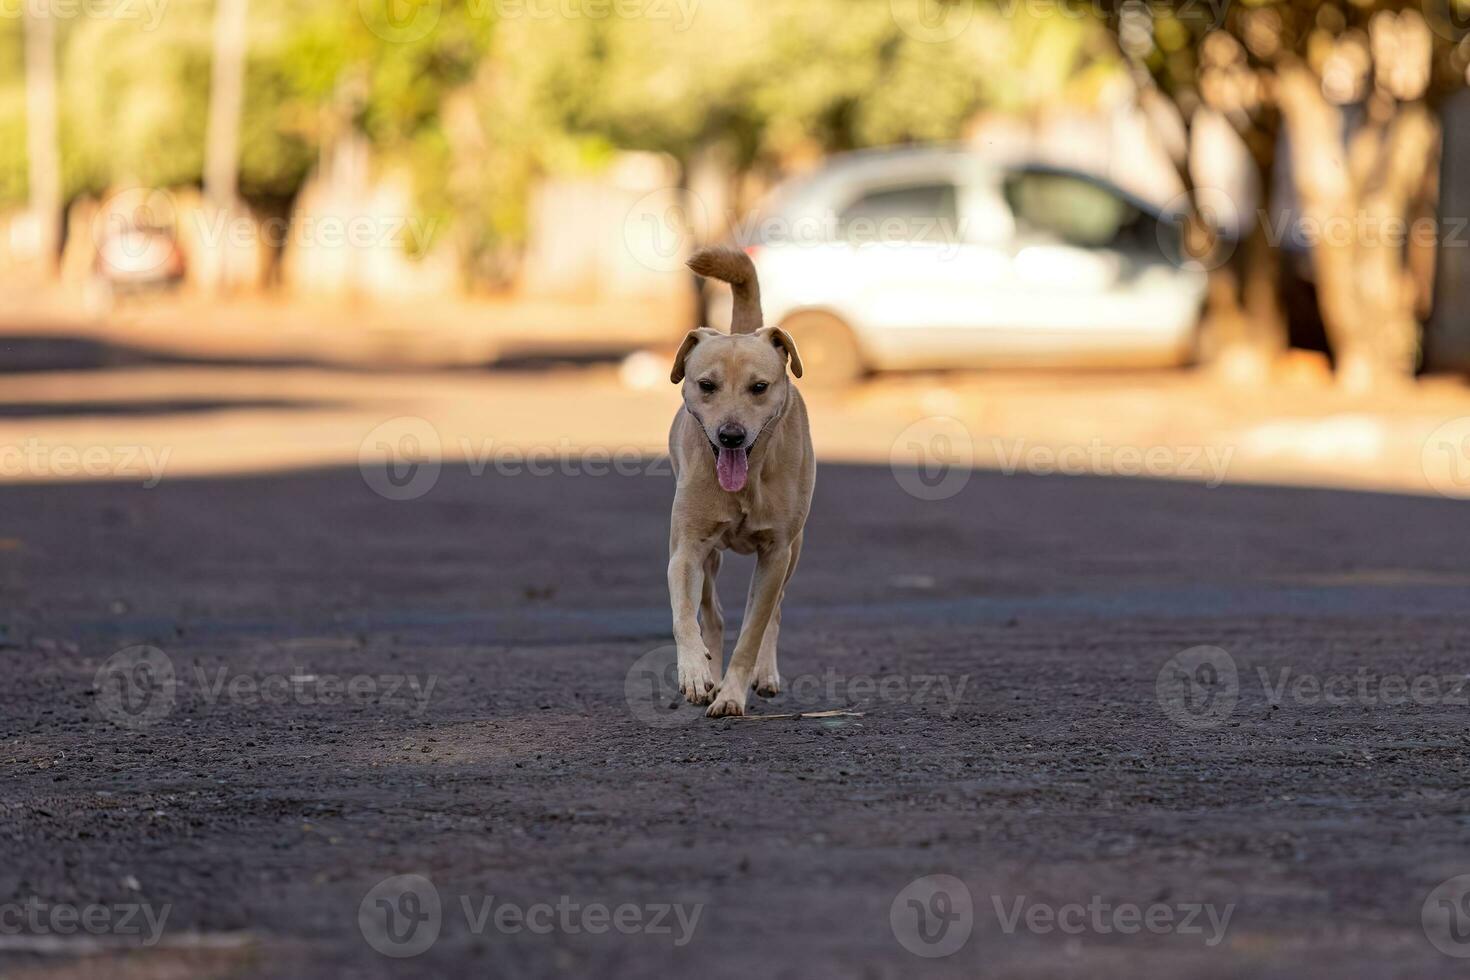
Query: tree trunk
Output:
[[1353, 105, 1438, 384], [1275, 66, 1376, 387], [205, 0, 249, 211], [22, 0, 60, 272], [202, 0, 250, 294], [1209, 212, 1286, 383], [1278, 65, 1437, 390]]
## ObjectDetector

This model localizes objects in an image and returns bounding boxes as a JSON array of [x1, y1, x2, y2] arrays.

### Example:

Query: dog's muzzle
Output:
[[707, 435, 753, 492]]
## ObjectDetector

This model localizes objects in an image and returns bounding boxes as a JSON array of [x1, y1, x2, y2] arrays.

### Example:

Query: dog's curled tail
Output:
[[687, 244, 762, 335]]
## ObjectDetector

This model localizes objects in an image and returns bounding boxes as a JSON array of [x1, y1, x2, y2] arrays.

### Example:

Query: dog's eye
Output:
[[750, 382, 769, 394], [697, 379, 717, 393]]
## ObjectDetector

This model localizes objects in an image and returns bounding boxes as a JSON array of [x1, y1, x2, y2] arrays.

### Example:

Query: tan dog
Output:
[[668, 245, 815, 718]]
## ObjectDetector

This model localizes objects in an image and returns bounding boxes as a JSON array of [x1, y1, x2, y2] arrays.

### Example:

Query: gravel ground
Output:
[[3, 452, 1470, 979]]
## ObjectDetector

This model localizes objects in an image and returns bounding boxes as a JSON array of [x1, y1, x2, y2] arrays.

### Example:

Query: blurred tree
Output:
[[0, 0, 1117, 286], [23, 1, 60, 270], [1111, 0, 1464, 388], [204, 0, 250, 212], [0, 2, 492, 217], [0, 22, 24, 206], [512, 0, 1114, 166], [457, 0, 1117, 276]]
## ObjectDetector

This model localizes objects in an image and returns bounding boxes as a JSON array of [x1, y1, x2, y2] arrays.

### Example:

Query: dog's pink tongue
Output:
[[717, 448, 748, 492]]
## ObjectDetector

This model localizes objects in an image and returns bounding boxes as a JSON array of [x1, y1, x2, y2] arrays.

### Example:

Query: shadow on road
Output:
[[0, 331, 637, 376], [0, 397, 343, 419], [1, 461, 1468, 978], [0, 333, 342, 374]]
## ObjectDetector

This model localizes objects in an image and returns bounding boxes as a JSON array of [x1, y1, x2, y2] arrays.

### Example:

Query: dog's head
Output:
[[671, 326, 803, 492]]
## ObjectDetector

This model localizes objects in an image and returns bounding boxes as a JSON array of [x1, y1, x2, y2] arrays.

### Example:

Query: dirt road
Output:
[[4, 433, 1470, 977]]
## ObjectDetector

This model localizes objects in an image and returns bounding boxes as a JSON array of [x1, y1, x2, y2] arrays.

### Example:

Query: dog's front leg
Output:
[[753, 530, 801, 697], [708, 541, 791, 718], [669, 538, 716, 704]]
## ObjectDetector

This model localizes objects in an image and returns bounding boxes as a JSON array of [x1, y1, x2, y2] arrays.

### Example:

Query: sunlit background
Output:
[[3, 0, 1470, 496]]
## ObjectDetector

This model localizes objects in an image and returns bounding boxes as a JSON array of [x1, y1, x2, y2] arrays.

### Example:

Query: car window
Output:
[[1003, 172, 1137, 248], [838, 182, 959, 244]]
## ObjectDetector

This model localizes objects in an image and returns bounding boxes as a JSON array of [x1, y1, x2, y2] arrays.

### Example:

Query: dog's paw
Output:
[[678, 650, 716, 705], [706, 688, 747, 718], [752, 669, 781, 698]]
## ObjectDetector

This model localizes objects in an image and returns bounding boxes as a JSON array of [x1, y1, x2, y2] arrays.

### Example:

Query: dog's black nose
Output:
[[717, 423, 746, 448]]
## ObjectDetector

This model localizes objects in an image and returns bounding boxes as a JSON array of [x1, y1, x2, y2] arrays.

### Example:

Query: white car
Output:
[[701, 146, 1207, 382]]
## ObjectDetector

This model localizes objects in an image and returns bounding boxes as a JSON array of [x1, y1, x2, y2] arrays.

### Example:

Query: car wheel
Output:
[[779, 312, 864, 386]]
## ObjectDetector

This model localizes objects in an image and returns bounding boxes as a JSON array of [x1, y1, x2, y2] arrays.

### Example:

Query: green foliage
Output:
[[0, 19, 28, 204], [0, 0, 1117, 275]]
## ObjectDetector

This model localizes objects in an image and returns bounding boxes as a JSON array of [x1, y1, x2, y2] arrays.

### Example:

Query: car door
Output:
[[996, 169, 1197, 343], [837, 178, 1009, 331]]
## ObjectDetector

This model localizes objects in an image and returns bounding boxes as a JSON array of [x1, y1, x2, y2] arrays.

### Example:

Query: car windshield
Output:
[[838, 182, 959, 243], [1003, 172, 1138, 248]]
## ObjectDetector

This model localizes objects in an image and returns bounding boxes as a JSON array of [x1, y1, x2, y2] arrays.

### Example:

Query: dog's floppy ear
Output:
[[670, 328, 719, 383], [762, 326, 803, 379]]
